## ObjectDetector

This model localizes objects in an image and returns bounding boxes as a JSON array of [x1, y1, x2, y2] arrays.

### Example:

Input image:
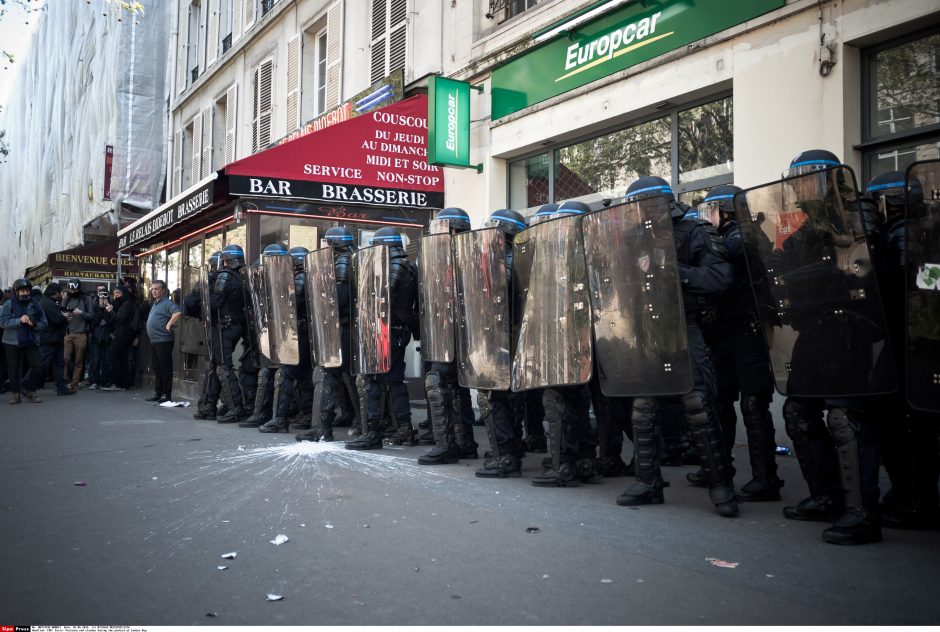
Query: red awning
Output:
[[225, 95, 444, 209]]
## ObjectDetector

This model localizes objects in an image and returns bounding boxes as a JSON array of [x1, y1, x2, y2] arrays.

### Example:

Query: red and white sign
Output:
[[226, 95, 444, 209]]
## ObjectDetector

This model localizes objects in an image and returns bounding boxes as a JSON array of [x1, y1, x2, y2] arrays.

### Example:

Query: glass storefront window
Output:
[[166, 249, 182, 306], [678, 187, 713, 210], [204, 230, 223, 265], [187, 239, 203, 268], [678, 97, 733, 184], [867, 32, 940, 141], [140, 254, 153, 298], [508, 153, 550, 211], [259, 215, 319, 251], [865, 138, 940, 178], [225, 222, 247, 249]]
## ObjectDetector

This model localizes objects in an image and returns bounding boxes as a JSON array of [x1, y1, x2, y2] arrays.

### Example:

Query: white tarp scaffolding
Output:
[[0, 0, 170, 286]]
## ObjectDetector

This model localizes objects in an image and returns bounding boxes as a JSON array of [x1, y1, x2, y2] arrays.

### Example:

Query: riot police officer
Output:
[[240, 245, 288, 428], [347, 228, 419, 450], [474, 208, 528, 478], [211, 245, 247, 424], [261, 246, 314, 433], [616, 177, 739, 517], [192, 251, 222, 420], [419, 207, 480, 465], [773, 149, 883, 544], [692, 185, 783, 500], [297, 227, 357, 443], [529, 201, 599, 487], [867, 171, 939, 530]]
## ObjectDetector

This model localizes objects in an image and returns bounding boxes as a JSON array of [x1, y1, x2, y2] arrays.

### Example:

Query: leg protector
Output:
[[683, 390, 736, 507], [424, 370, 456, 452], [216, 365, 245, 423], [451, 383, 478, 457], [478, 389, 499, 461], [784, 397, 840, 499]]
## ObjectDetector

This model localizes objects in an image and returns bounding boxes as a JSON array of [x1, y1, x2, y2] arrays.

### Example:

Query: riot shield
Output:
[[736, 165, 897, 397], [245, 264, 274, 364], [582, 198, 693, 397], [352, 245, 391, 375], [304, 248, 343, 369], [453, 227, 511, 390], [180, 263, 208, 357], [239, 266, 265, 368], [418, 233, 457, 363], [905, 160, 940, 412], [511, 214, 593, 391], [262, 254, 300, 366]]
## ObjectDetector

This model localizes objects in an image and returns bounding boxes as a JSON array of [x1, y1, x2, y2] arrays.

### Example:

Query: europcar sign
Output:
[[491, 0, 785, 119], [428, 76, 472, 168]]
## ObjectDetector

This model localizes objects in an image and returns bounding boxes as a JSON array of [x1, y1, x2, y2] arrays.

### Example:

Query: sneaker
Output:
[[22, 391, 42, 403], [88, 383, 100, 391]]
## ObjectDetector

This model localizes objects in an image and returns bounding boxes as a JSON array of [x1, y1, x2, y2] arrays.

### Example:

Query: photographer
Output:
[[62, 278, 94, 392], [100, 285, 139, 391], [36, 282, 74, 396], [87, 284, 113, 390]]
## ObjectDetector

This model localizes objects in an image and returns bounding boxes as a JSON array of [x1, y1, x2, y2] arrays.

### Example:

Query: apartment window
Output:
[[509, 96, 734, 212], [370, 0, 407, 84], [188, 0, 202, 81], [508, 0, 537, 19], [252, 58, 275, 152], [861, 28, 940, 182], [316, 31, 328, 115], [214, 84, 238, 167], [219, 0, 233, 53], [182, 120, 195, 191]]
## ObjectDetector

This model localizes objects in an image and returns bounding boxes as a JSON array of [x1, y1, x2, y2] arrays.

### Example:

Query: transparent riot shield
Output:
[[418, 233, 457, 363], [511, 214, 593, 391], [905, 160, 940, 412], [180, 263, 208, 358], [263, 254, 300, 366], [245, 264, 274, 364], [305, 248, 343, 369], [736, 165, 897, 397], [239, 266, 264, 368], [453, 227, 511, 390], [582, 198, 692, 397], [352, 245, 391, 375]]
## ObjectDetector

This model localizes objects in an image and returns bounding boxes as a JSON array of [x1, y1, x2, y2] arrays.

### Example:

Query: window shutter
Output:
[[191, 112, 203, 185], [388, 0, 407, 75], [176, 2, 190, 94], [244, 0, 256, 33], [224, 83, 238, 164], [286, 34, 301, 132], [325, 1, 343, 109], [173, 129, 183, 195], [206, 0, 219, 66], [253, 59, 273, 153], [233, 0, 243, 43], [201, 106, 213, 177]]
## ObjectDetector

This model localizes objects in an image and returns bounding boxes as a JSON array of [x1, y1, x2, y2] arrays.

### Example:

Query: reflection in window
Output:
[[865, 138, 940, 176], [226, 223, 247, 249], [678, 97, 733, 184], [869, 32, 940, 140], [204, 231, 223, 266], [554, 116, 671, 202], [678, 187, 712, 210], [259, 215, 317, 251], [166, 249, 182, 306], [509, 154, 550, 210]]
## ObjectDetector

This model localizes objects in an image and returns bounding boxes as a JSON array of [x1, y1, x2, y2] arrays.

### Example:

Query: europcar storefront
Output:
[[118, 95, 443, 399], [470, 0, 939, 220]]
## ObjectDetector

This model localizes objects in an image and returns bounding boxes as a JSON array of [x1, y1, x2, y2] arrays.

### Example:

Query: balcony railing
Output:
[[222, 33, 232, 54], [191, 66, 199, 84], [261, 0, 275, 16]]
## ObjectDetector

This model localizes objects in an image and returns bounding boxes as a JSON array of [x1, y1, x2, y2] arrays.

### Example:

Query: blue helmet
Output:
[[262, 243, 289, 259], [324, 226, 355, 250], [220, 244, 245, 268], [288, 246, 309, 268], [555, 200, 591, 216], [484, 208, 527, 236], [436, 207, 471, 233], [785, 149, 841, 179], [697, 184, 742, 225], [625, 176, 674, 203], [370, 227, 404, 247], [208, 251, 222, 272]]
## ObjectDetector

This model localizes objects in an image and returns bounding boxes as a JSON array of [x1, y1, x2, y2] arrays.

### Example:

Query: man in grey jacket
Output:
[[62, 278, 94, 392]]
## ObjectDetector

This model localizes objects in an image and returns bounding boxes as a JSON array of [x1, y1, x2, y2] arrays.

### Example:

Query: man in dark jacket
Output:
[[1, 278, 48, 404], [36, 283, 74, 396], [101, 286, 139, 391]]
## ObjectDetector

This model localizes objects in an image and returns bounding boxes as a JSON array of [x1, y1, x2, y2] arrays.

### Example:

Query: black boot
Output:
[[239, 411, 271, 428], [532, 461, 579, 487], [577, 457, 603, 484], [217, 407, 245, 424], [295, 431, 321, 442], [475, 454, 521, 478], [685, 391, 739, 517], [346, 430, 383, 450], [418, 446, 459, 465], [784, 495, 844, 521], [617, 398, 665, 506], [193, 408, 216, 420], [258, 417, 290, 433], [417, 431, 435, 445], [686, 467, 707, 488], [738, 395, 784, 501], [291, 413, 312, 431], [739, 477, 784, 502], [524, 434, 547, 453]]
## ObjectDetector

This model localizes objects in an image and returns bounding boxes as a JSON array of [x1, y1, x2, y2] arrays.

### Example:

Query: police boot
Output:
[[598, 456, 627, 477], [821, 409, 882, 545], [258, 416, 290, 433], [533, 392, 579, 487], [532, 460, 579, 487], [346, 430, 383, 450], [291, 413, 312, 431], [782, 398, 844, 521], [523, 434, 547, 453], [686, 467, 707, 488], [193, 407, 217, 420], [453, 422, 479, 459], [318, 411, 335, 442], [617, 398, 665, 506], [475, 454, 521, 478], [216, 368, 245, 424], [577, 457, 603, 484], [685, 391, 739, 518], [419, 372, 459, 464], [738, 396, 784, 502], [295, 430, 321, 442]]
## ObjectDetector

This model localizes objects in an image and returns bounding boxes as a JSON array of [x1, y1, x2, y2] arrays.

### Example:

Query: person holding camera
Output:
[[87, 284, 113, 390], [62, 278, 94, 392], [101, 285, 139, 391], [1, 278, 47, 404], [35, 282, 74, 396]]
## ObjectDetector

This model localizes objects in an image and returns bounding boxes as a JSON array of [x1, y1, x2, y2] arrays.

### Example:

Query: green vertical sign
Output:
[[492, 0, 785, 119], [428, 76, 471, 168]]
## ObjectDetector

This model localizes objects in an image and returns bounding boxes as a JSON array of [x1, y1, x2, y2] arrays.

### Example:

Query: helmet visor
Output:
[[696, 200, 722, 226], [783, 159, 841, 180]]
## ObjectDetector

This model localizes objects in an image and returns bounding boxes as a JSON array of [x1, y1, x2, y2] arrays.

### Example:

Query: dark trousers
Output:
[[88, 340, 111, 385], [366, 327, 412, 426], [714, 323, 775, 450], [150, 340, 174, 398], [111, 335, 134, 389], [4, 343, 42, 394], [277, 332, 312, 417], [39, 342, 68, 393]]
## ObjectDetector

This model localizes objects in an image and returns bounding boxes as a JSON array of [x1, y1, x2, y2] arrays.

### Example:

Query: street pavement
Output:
[[0, 386, 938, 626]]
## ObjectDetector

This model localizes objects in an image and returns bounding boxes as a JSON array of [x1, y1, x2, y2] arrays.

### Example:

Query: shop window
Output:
[[861, 28, 940, 181], [204, 229, 224, 266], [258, 214, 319, 251], [225, 223, 247, 250], [166, 249, 183, 306], [509, 96, 733, 213], [187, 239, 204, 268]]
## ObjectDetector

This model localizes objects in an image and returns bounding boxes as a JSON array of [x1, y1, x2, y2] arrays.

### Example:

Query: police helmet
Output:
[[324, 226, 355, 250], [436, 207, 471, 233], [483, 208, 526, 236], [261, 243, 289, 259], [697, 185, 743, 226], [288, 246, 310, 268], [555, 200, 591, 216], [12, 278, 31, 293], [785, 149, 841, 179], [220, 244, 245, 268], [527, 203, 559, 226], [625, 176, 675, 203], [208, 251, 222, 272], [866, 170, 922, 218], [369, 227, 404, 248]]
